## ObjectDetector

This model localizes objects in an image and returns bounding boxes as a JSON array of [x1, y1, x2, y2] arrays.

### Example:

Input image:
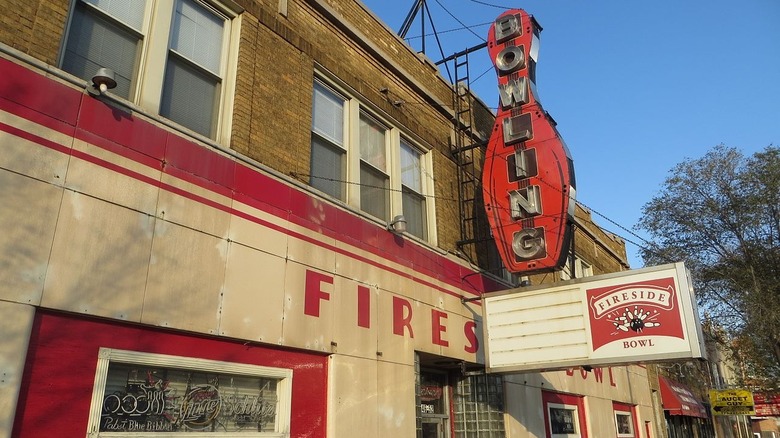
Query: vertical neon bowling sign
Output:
[[483, 10, 576, 274]]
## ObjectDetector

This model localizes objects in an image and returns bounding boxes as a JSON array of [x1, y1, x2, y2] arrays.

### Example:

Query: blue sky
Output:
[[360, 0, 780, 268]]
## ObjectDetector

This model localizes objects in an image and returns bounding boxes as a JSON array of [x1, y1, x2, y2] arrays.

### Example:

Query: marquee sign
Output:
[[483, 9, 575, 274], [482, 263, 706, 373]]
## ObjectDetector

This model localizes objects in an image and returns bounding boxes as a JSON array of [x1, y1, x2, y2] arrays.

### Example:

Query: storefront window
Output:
[[542, 391, 587, 438], [613, 402, 637, 438], [452, 374, 506, 437], [548, 403, 579, 437], [87, 348, 293, 436]]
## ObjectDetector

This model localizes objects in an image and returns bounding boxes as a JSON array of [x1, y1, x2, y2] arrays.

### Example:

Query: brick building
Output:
[[1, 0, 672, 437]]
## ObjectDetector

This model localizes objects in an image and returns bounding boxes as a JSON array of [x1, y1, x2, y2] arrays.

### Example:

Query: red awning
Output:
[[658, 376, 709, 418]]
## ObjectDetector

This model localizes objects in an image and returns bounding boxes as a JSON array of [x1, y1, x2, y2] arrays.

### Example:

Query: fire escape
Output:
[[399, 3, 503, 277]]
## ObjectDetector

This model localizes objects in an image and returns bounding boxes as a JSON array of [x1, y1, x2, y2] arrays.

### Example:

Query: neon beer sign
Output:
[[483, 9, 576, 274]]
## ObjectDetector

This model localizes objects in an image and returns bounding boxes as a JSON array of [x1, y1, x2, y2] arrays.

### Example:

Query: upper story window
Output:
[[61, 0, 238, 142], [311, 81, 347, 200], [359, 113, 389, 220], [400, 140, 427, 240], [310, 78, 435, 242], [559, 256, 593, 281]]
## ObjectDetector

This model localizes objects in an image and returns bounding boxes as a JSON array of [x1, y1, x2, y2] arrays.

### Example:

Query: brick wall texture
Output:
[[0, 0, 628, 276]]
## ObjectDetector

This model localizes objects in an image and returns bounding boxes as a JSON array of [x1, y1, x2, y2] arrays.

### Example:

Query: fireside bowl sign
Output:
[[483, 9, 575, 274], [481, 263, 706, 373]]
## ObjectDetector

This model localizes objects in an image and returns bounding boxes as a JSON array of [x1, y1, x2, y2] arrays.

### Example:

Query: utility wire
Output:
[[404, 21, 493, 41], [296, 138, 658, 262], [467, 0, 515, 10], [432, 0, 486, 41]]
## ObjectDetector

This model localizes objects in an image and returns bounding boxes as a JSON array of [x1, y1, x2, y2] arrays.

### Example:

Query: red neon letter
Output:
[[392, 297, 414, 337], [464, 321, 479, 354], [357, 285, 370, 328], [304, 270, 332, 317], [431, 310, 449, 347]]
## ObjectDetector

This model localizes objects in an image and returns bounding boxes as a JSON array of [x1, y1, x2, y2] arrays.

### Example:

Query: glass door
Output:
[[421, 417, 447, 438]]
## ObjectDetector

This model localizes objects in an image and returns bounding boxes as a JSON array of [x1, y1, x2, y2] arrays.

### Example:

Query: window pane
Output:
[[84, 0, 146, 31], [160, 54, 218, 137], [549, 407, 578, 434], [312, 83, 344, 147], [101, 362, 281, 432], [402, 188, 426, 240], [401, 141, 422, 192], [453, 374, 505, 438], [62, 3, 140, 98], [360, 163, 388, 219], [359, 114, 386, 172], [400, 141, 426, 239], [311, 136, 345, 200], [170, 0, 224, 75]]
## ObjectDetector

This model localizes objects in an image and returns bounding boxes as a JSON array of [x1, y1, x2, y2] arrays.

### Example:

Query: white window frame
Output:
[[398, 138, 433, 241], [614, 407, 635, 438], [357, 111, 391, 220], [311, 76, 436, 244], [86, 348, 293, 437], [60, 0, 241, 144], [547, 402, 581, 438], [560, 256, 593, 281]]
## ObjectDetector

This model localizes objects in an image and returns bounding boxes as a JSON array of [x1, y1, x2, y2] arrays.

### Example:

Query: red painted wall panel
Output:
[[12, 311, 328, 437]]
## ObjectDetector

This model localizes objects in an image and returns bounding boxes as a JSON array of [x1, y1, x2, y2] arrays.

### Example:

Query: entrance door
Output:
[[421, 417, 447, 438]]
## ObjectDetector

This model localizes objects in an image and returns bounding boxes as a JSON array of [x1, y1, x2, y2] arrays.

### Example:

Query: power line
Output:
[[294, 143, 658, 263], [467, 0, 514, 10], [432, 0, 486, 42], [403, 21, 493, 41]]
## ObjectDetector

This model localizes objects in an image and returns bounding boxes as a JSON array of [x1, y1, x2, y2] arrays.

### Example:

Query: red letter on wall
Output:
[[304, 270, 332, 317], [357, 285, 371, 328], [464, 321, 479, 354], [432, 310, 449, 347], [392, 296, 414, 337]]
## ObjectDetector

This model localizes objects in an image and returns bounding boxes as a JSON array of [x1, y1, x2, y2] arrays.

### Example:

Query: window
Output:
[[311, 82, 347, 200], [453, 374, 506, 437], [87, 348, 293, 436], [560, 256, 593, 281], [62, 0, 146, 99], [542, 391, 588, 438], [309, 77, 435, 241], [359, 113, 389, 219], [400, 140, 428, 240], [547, 403, 580, 438], [613, 402, 637, 438], [61, 0, 238, 141]]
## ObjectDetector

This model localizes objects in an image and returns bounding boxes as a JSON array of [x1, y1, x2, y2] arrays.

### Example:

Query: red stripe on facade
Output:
[[0, 120, 72, 155], [0, 56, 502, 297], [1, 120, 478, 300]]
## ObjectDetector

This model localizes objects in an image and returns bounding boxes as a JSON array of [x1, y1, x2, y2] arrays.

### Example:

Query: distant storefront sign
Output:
[[754, 393, 780, 416], [709, 389, 755, 416]]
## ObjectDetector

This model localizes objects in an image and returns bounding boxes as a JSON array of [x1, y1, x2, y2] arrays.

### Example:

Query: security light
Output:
[[90, 68, 117, 94], [388, 215, 407, 235]]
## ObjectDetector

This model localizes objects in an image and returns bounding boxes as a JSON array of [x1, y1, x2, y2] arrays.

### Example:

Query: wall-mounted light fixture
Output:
[[388, 215, 407, 235], [89, 67, 117, 95]]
